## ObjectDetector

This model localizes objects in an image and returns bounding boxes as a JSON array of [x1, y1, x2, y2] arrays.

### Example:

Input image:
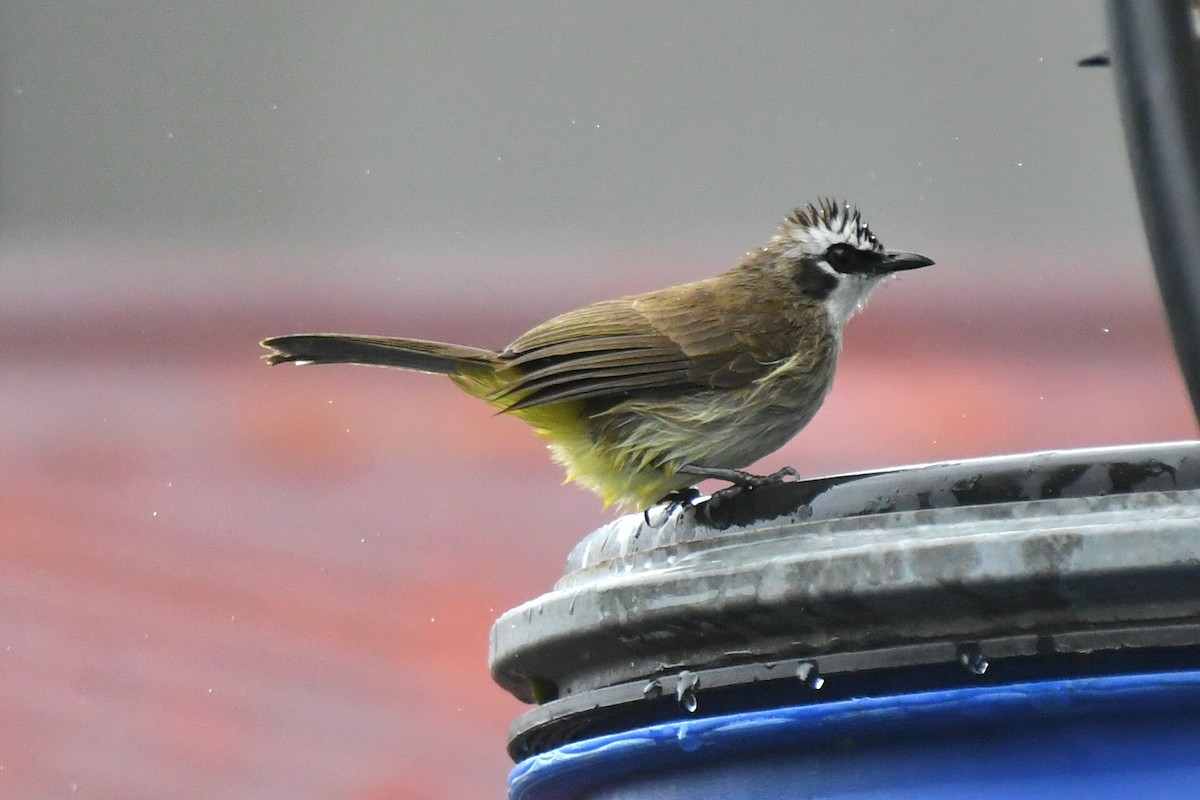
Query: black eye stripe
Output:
[[825, 243, 883, 275]]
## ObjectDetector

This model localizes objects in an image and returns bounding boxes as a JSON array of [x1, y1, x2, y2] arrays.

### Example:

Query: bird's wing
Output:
[[493, 280, 801, 411]]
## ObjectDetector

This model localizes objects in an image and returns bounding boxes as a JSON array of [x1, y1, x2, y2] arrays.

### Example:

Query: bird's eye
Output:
[[823, 243, 856, 272]]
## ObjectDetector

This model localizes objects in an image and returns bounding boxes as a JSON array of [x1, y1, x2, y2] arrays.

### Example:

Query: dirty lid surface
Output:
[[490, 442, 1200, 759]]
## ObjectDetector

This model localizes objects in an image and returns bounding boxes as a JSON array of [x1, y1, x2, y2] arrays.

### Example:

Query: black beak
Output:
[[881, 250, 935, 273]]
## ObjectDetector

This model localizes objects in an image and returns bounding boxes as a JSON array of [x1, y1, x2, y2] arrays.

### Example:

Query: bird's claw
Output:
[[676, 463, 800, 490], [743, 465, 800, 488], [643, 465, 802, 524]]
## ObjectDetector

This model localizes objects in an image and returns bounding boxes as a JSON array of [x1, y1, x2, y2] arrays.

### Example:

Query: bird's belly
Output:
[[682, 393, 818, 469], [601, 360, 834, 467], [525, 368, 835, 511]]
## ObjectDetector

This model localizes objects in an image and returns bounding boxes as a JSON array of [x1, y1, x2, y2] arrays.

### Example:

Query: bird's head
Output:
[[771, 199, 933, 324]]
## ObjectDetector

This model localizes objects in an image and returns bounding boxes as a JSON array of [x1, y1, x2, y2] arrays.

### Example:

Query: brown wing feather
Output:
[[494, 277, 803, 411], [493, 348, 685, 404]]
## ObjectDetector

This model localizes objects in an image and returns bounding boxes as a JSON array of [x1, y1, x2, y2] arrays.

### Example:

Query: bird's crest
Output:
[[780, 198, 883, 256]]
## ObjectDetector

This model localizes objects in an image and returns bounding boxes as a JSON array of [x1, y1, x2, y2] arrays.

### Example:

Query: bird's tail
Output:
[[260, 333, 500, 377]]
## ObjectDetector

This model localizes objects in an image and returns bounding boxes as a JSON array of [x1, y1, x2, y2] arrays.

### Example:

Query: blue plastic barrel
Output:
[[510, 671, 1200, 800]]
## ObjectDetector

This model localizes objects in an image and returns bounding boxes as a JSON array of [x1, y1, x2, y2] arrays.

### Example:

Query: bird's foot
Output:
[[677, 464, 800, 490], [643, 486, 703, 526], [699, 466, 802, 516]]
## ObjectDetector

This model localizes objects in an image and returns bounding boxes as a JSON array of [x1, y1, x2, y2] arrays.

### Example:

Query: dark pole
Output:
[[1107, 0, 1200, 422]]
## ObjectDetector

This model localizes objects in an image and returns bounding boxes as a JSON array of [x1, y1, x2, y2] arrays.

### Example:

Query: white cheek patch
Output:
[[823, 273, 886, 325], [812, 258, 839, 278]]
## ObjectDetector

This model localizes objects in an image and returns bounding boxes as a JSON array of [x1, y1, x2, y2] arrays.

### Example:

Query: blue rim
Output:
[[509, 670, 1200, 800]]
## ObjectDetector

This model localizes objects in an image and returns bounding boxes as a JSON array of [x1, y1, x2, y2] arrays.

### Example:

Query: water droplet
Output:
[[958, 645, 989, 675], [796, 661, 824, 689], [675, 670, 699, 712]]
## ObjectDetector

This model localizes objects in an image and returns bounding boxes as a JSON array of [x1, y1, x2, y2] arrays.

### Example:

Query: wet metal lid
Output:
[[490, 441, 1200, 760]]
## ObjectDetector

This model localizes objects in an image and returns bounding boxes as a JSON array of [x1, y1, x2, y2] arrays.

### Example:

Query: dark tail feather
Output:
[[260, 333, 498, 375]]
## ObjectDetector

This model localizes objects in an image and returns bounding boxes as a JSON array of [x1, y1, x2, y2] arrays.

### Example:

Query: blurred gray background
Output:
[[1, 1, 1136, 307]]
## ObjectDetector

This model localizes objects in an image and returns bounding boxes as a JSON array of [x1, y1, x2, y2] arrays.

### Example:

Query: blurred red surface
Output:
[[0, 265, 1194, 799]]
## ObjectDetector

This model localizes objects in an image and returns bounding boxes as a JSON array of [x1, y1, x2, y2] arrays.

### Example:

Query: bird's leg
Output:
[[643, 466, 801, 524], [677, 464, 800, 489], [677, 464, 801, 512]]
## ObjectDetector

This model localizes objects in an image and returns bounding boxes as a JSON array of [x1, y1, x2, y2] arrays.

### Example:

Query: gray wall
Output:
[[0, 2, 1139, 302]]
